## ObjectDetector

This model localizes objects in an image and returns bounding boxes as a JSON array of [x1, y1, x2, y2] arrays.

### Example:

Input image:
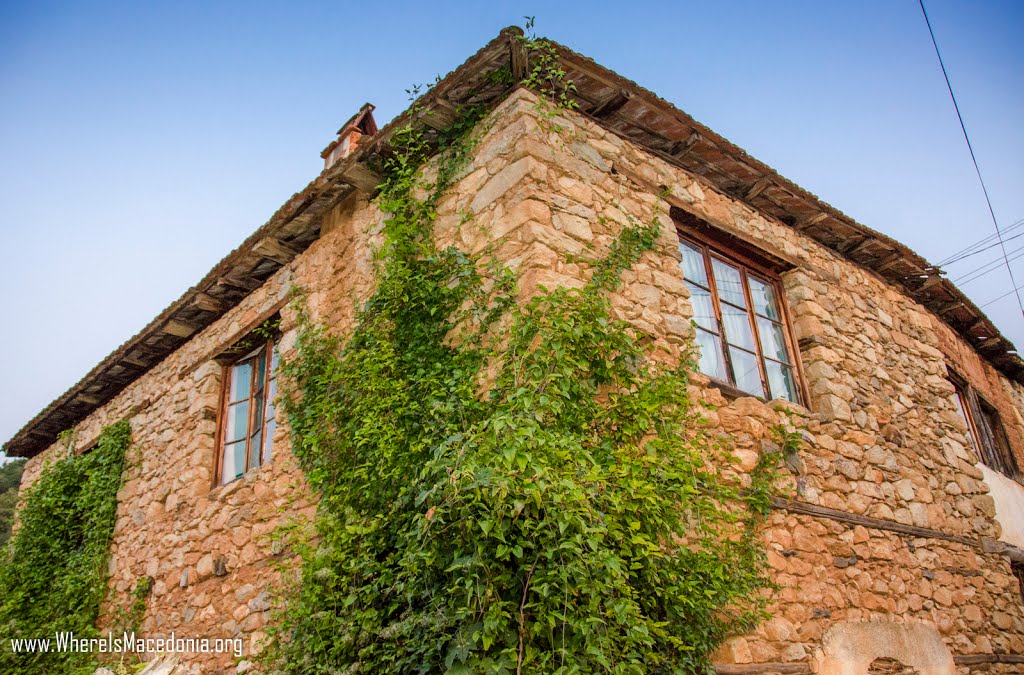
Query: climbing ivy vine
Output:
[[0, 420, 132, 675], [265, 29, 788, 675]]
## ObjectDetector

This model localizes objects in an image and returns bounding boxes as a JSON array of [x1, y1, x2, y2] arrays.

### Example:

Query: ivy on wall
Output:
[[0, 420, 132, 675], [265, 30, 791, 675]]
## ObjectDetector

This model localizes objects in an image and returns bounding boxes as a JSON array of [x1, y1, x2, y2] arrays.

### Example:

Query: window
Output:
[[218, 338, 279, 484], [949, 372, 1020, 480], [676, 227, 801, 403]]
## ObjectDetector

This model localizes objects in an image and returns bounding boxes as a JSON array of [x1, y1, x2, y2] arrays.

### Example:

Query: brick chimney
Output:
[[321, 103, 378, 170]]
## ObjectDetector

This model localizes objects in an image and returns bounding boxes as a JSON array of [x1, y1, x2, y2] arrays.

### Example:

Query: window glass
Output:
[[757, 318, 790, 364], [679, 242, 709, 287], [949, 374, 1020, 480], [220, 338, 279, 484], [678, 233, 801, 404], [721, 303, 755, 351], [765, 360, 798, 402], [686, 282, 717, 331], [711, 258, 746, 307], [729, 347, 765, 397], [694, 328, 727, 382], [748, 275, 780, 320]]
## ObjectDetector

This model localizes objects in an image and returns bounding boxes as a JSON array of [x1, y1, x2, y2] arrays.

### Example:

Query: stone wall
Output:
[[452, 89, 1024, 672], [17, 87, 1024, 673]]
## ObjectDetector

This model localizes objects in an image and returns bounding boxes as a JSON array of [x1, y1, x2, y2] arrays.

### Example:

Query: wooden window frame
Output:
[[948, 370, 1021, 481], [673, 212, 807, 405], [214, 337, 279, 485]]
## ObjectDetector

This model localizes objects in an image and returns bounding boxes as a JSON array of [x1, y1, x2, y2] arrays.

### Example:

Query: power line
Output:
[[938, 217, 1024, 266], [942, 224, 1024, 267], [918, 0, 1024, 319], [955, 244, 1024, 286], [981, 283, 1024, 309]]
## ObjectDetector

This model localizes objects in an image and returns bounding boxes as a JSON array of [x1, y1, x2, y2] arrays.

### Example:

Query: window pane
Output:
[[721, 303, 755, 351], [765, 360, 798, 402], [254, 348, 267, 394], [748, 276, 780, 320], [225, 401, 249, 443], [271, 345, 280, 376], [679, 242, 709, 287], [694, 328, 727, 381], [729, 347, 765, 397], [686, 281, 717, 332], [757, 317, 790, 364], [950, 390, 977, 449], [263, 417, 276, 464], [251, 390, 265, 433], [711, 258, 747, 307], [248, 430, 262, 471], [230, 362, 252, 401], [222, 441, 245, 484]]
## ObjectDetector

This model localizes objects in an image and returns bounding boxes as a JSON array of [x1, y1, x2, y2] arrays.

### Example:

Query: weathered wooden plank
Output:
[[191, 292, 227, 314], [795, 212, 829, 231], [670, 132, 702, 159], [342, 161, 383, 193], [873, 252, 903, 273], [589, 89, 631, 119], [253, 237, 301, 266], [509, 31, 529, 81], [745, 175, 773, 201], [772, 497, 979, 547], [714, 663, 810, 674], [419, 99, 458, 131], [162, 320, 198, 339], [953, 654, 1024, 665]]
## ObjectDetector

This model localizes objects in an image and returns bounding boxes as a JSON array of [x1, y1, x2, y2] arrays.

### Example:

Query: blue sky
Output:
[[1, 1, 1022, 454]]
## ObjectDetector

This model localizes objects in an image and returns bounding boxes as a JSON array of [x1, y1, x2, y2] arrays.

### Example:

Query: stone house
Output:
[[6, 27, 1024, 674]]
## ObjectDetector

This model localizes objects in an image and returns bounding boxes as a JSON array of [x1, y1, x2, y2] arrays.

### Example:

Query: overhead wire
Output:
[[981, 284, 1024, 309], [937, 217, 1024, 266], [919, 0, 1024, 319], [954, 244, 1024, 286]]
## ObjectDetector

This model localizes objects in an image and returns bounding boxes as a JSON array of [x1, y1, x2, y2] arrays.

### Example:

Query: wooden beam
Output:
[[162, 319, 198, 339], [744, 175, 773, 201], [839, 236, 871, 255], [954, 654, 1024, 665], [419, 99, 458, 130], [342, 161, 383, 193], [773, 497, 979, 547], [253, 237, 301, 266], [714, 664, 810, 675], [978, 337, 1007, 353], [918, 274, 946, 292], [509, 33, 529, 81], [796, 212, 829, 231], [670, 132, 701, 160], [216, 274, 261, 292], [122, 351, 155, 368], [588, 89, 631, 119], [967, 317, 990, 334], [73, 393, 101, 405], [191, 291, 227, 314], [937, 300, 965, 316], [873, 252, 903, 273]]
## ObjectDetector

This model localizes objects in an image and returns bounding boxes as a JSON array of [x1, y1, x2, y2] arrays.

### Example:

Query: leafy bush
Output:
[[265, 54, 785, 674], [0, 459, 26, 547], [0, 420, 131, 674]]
